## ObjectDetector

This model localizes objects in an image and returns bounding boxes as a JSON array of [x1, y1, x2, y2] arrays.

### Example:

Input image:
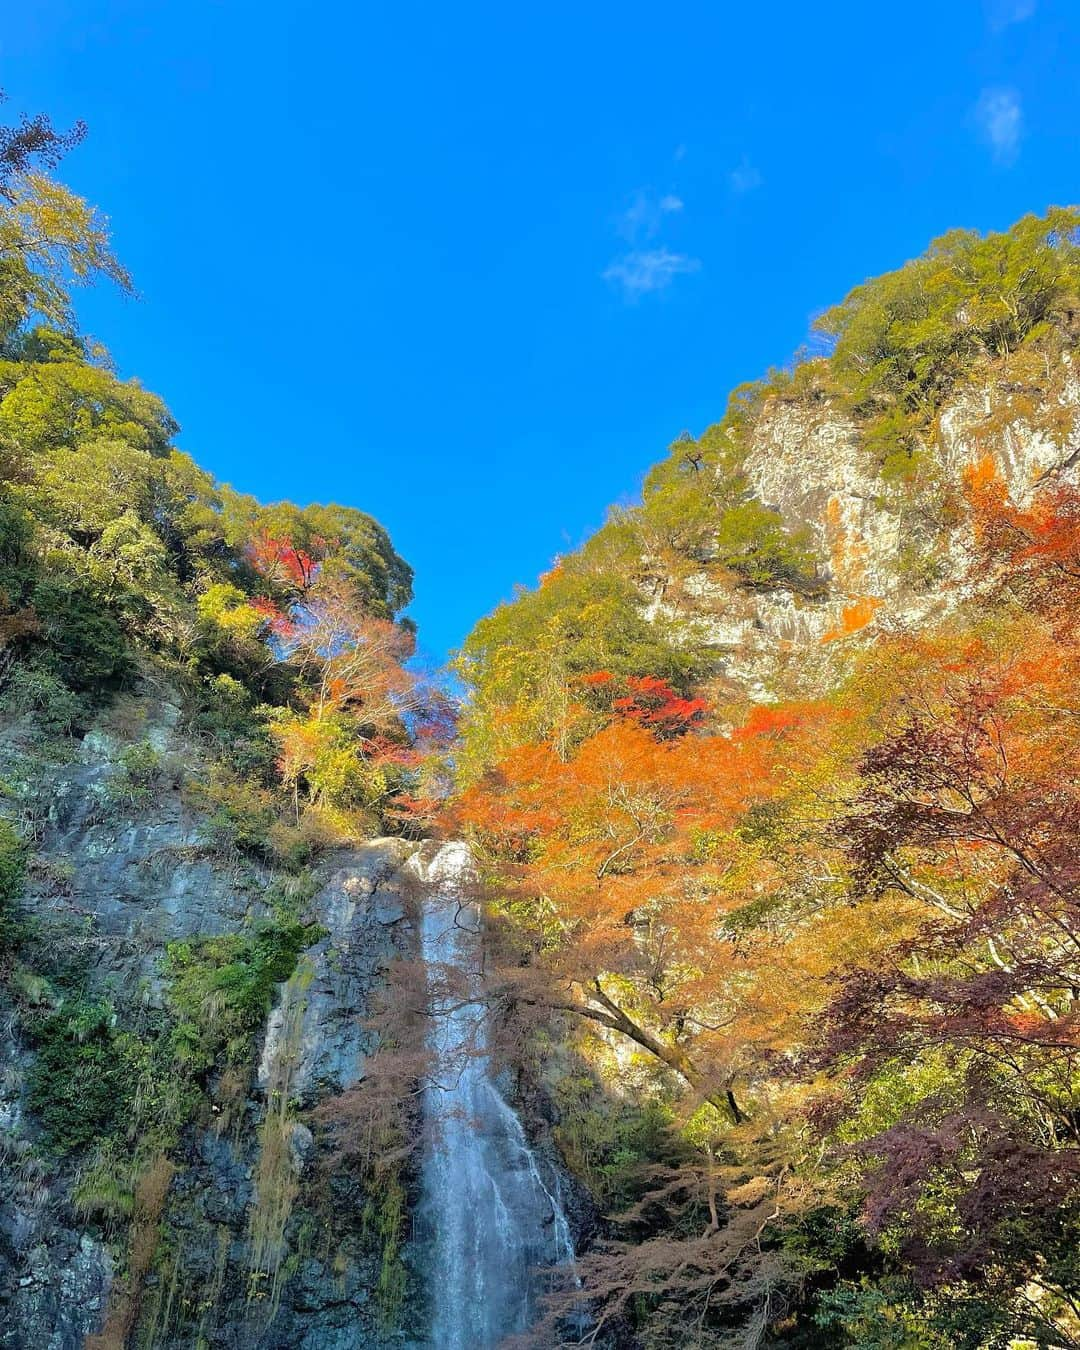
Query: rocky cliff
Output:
[[0, 687, 427, 1348], [647, 350, 1080, 697]]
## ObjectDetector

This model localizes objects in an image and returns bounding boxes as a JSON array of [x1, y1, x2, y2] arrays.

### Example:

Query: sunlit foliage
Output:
[[453, 209, 1080, 1346]]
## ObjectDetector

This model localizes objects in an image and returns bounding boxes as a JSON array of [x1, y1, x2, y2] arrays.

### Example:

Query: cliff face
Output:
[[0, 690, 424, 1348], [649, 352, 1080, 696]]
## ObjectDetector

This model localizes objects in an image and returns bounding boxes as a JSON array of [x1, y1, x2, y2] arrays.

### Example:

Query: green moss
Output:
[[73, 1138, 141, 1224], [0, 815, 26, 953], [265, 868, 321, 923], [362, 1172, 408, 1329], [24, 991, 190, 1157], [164, 919, 324, 1071]]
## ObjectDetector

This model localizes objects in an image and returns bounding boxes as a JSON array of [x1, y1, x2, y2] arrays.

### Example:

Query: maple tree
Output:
[[455, 698, 840, 1125], [246, 530, 322, 594], [264, 575, 444, 827], [451, 454, 1080, 1344]]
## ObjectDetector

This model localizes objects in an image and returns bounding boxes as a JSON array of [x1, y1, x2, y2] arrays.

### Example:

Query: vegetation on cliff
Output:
[[0, 95, 441, 1346], [452, 211, 1080, 1346]]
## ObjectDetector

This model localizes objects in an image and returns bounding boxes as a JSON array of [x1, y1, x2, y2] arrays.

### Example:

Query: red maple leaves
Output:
[[580, 671, 707, 738]]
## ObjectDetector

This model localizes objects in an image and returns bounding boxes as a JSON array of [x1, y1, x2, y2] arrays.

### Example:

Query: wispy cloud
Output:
[[617, 189, 685, 242], [974, 86, 1023, 163], [603, 248, 701, 298], [605, 186, 699, 297], [729, 158, 763, 195], [986, 0, 1036, 30]]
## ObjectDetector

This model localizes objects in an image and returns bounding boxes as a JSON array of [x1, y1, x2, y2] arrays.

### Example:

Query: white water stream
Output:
[[411, 841, 576, 1349]]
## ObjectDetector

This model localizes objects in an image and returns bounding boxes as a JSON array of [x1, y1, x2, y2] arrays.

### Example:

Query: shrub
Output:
[[30, 576, 130, 694], [0, 661, 86, 735], [712, 497, 823, 592], [0, 494, 32, 565], [104, 738, 163, 810], [184, 674, 278, 781], [552, 1071, 685, 1208], [185, 771, 277, 858], [27, 997, 133, 1153]]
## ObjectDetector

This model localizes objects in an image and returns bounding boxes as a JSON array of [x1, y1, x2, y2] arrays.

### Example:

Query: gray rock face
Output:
[[0, 691, 423, 1348], [649, 357, 1080, 695], [258, 842, 415, 1104], [0, 1231, 112, 1350]]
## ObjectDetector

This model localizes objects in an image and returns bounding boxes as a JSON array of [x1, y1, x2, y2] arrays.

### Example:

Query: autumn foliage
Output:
[[451, 467, 1080, 1346]]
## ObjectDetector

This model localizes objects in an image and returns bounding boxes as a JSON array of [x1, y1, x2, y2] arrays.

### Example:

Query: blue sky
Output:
[[2, 0, 1076, 661]]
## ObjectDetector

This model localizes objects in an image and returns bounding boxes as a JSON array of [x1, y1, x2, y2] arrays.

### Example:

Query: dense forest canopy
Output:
[[0, 91, 433, 836], [451, 210, 1080, 1347]]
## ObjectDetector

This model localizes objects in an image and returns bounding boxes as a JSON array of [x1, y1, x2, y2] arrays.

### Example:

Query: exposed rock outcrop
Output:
[[0, 691, 424, 1348], [655, 356, 1080, 695]]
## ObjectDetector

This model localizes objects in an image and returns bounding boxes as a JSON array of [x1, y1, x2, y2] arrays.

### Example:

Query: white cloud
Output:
[[729, 158, 763, 194], [618, 190, 684, 241], [986, 0, 1036, 30], [606, 186, 696, 298], [603, 248, 701, 298], [974, 86, 1023, 163]]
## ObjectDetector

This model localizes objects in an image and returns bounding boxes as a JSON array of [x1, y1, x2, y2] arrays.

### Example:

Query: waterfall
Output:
[[411, 840, 575, 1349]]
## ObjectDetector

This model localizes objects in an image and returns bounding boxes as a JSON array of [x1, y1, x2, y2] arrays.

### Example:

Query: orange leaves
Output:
[[452, 738, 563, 847], [821, 595, 882, 643], [0, 605, 41, 646], [537, 562, 565, 587], [460, 692, 835, 870], [287, 581, 417, 729], [453, 687, 856, 1120], [965, 461, 1080, 630], [457, 698, 830, 951], [249, 595, 293, 637], [610, 675, 708, 737], [736, 699, 830, 743], [963, 451, 1003, 499], [264, 575, 440, 823], [573, 671, 708, 738]]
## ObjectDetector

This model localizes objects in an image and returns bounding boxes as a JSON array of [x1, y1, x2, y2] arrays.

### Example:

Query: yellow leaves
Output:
[[724, 1175, 774, 1209], [8, 172, 132, 291], [197, 582, 266, 641]]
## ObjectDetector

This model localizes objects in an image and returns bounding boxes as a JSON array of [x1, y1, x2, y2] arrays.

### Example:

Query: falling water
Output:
[[411, 841, 575, 1350]]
